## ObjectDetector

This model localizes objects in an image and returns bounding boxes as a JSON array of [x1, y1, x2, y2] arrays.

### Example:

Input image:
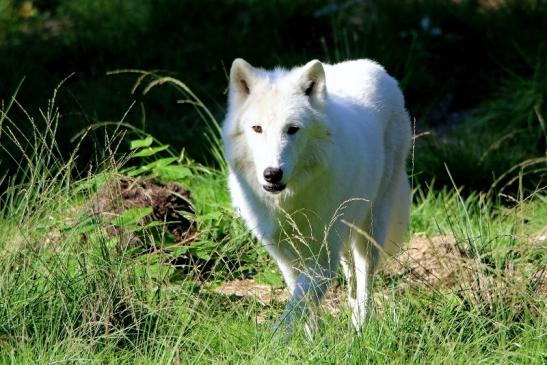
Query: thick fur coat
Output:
[[222, 58, 411, 335]]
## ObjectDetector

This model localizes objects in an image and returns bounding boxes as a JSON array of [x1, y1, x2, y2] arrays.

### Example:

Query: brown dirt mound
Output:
[[381, 234, 472, 288], [530, 268, 546, 294], [92, 177, 196, 245], [211, 279, 290, 306]]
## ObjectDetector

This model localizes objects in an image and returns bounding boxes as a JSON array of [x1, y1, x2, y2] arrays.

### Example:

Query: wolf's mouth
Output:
[[262, 183, 286, 193]]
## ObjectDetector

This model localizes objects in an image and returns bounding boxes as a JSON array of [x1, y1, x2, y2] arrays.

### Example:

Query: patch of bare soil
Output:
[[382, 233, 546, 311], [528, 227, 547, 294], [92, 177, 196, 246], [533, 226, 547, 244], [211, 279, 290, 305], [381, 234, 524, 311], [380, 234, 472, 288], [530, 268, 546, 294], [210, 279, 344, 317]]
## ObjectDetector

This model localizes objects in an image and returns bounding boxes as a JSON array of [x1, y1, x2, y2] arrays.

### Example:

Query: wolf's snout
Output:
[[263, 167, 283, 183]]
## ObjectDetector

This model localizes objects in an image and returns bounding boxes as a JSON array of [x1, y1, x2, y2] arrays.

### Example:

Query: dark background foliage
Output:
[[1, 0, 546, 193]]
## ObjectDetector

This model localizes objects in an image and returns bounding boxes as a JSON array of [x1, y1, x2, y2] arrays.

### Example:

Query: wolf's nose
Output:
[[263, 167, 283, 183]]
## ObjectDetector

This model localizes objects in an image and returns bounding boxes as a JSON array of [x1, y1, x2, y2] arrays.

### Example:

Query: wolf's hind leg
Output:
[[350, 189, 393, 330], [351, 235, 378, 331], [383, 170, 411, 257], [342, 244, 359, 326], [351, 170, 410, 330]]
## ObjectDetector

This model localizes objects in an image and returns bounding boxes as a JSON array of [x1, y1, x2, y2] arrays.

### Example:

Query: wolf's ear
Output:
[[229, 58, 257, 104], [298, 60, 326, 100]]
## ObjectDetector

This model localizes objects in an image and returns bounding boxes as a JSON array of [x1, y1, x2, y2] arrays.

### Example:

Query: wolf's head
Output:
[[222, 59, 332, 198]]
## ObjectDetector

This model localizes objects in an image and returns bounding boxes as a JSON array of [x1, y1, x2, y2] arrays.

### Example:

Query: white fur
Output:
[[222, 58, 411, 336]]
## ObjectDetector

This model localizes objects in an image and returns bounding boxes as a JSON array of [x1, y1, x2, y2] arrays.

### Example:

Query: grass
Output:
[[0, 78, 545, 364], [0, 181, 544, 363], [1, 2, 546, 362]]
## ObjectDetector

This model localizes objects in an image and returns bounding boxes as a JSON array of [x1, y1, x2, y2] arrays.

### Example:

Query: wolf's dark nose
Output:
[[263, 167, 283, 183]]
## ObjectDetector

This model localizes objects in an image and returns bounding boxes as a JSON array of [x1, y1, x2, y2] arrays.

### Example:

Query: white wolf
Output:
[[222, 58, 411, 336]]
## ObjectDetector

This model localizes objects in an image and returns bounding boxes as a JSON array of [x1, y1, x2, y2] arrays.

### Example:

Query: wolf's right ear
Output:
[[229, 58, 257, 105]]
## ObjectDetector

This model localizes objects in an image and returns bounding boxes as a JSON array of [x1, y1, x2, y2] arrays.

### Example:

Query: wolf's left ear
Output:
[[298, 60, 326, 101]]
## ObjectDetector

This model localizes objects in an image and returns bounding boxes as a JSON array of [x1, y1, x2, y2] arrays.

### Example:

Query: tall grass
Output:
[[0, 76, 545, 363]]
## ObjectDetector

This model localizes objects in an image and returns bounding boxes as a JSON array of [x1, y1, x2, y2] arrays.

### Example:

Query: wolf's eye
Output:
[[252, 125, 263, 134], [287, 126, 300, 135]]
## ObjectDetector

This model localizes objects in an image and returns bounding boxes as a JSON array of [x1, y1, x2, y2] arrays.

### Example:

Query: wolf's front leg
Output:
[[273, 261, 338, 339]]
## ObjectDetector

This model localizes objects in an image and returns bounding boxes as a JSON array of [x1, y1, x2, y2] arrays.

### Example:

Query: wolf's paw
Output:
[[271, 302, 306, 340], [272, 304, 325, 341], [303, 314, 323, 340], [271, 314, 295, 343]]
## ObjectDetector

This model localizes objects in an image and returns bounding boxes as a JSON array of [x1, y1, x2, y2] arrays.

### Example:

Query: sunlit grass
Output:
[[0, 76, 545, 364]]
